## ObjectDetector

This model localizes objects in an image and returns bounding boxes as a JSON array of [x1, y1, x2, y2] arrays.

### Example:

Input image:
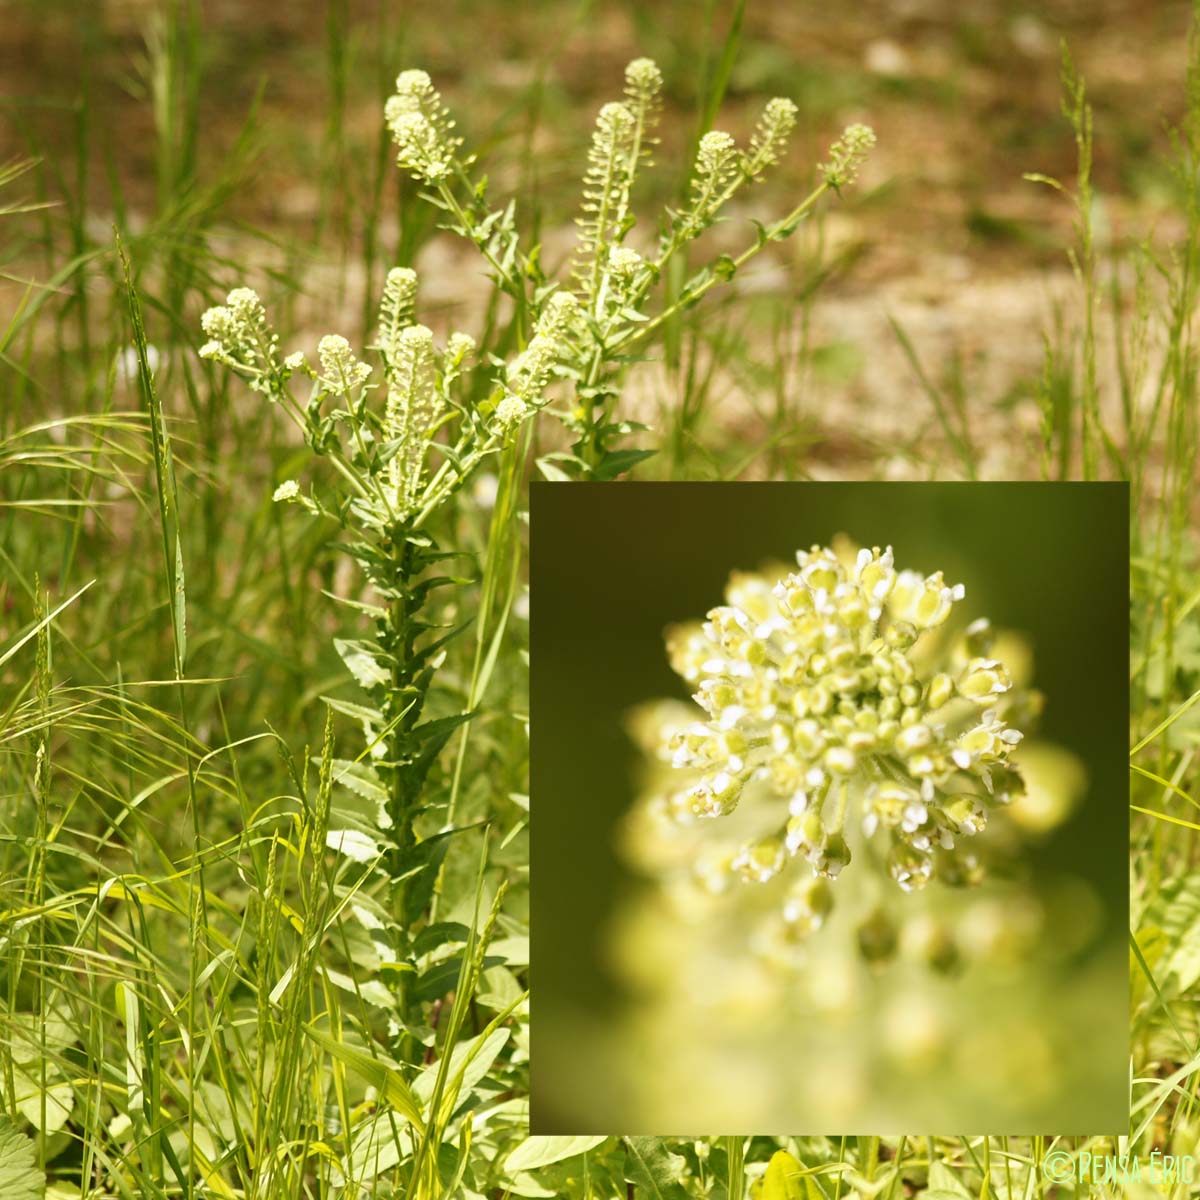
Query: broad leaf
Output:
[[334, 638, 391, 690], [760, 1151, 804, 1200], [0, 1119, 43, 1199], [303, 1026, 424, 1129], [623, 1137, 690, 1200], [506, 1135, 608, 1174]]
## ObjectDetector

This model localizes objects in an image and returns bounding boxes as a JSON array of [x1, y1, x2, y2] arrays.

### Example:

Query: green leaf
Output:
[[926, 1162, 974, 1200], [0, 1118, 44, 1199], [334, 638, 391, 690], [1161, 875, 1200, 991], [12, 1070, 72, 1134], [303, 1025, 424, 1129], [504, 1173, 561, 1198], [506, 1135, 608, 1174], [329, 759, 389, 809], [415, 1026, 511, 1111], [623, 1137, 690, 1200], [325, 828, 383, 863], [760, 1151, 805, 1200], [334, 1111, 414, 1186], [320, 696, 384, 727], [405, 711, 477, 814], [396, 832, 453, 926], [413, 922, 472, 957], [414, 951, 503, 1003], [320, 966, 395, 1009], [593, 447, 657, 481]]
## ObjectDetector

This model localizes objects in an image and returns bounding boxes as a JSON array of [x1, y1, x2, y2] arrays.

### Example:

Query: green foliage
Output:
[[0, 1120, 44, 1200]]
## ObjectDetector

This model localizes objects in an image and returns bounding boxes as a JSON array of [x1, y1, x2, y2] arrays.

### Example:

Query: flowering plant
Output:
[[624, 538, 1045, 954], [384, 64, 875, 479]]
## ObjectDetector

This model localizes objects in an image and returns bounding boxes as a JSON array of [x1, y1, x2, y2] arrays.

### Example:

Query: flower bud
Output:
[[957, 658, 1012, 701], [943, 796, 988, 836], [888, 840, 933, 892], [733, 837, 785, 883], [926, 672, 954, 709]]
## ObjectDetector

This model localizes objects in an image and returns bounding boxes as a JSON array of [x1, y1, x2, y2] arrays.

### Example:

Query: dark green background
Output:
[[530, 482, 1129, 1017]]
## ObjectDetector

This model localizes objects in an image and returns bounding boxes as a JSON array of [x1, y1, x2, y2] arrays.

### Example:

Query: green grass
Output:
[[0, 1, 1198, 1197]]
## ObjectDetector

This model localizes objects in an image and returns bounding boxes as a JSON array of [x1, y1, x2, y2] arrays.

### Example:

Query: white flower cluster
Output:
[[317, 334, 372, 393], [199, 287, 280, 392], [385, 324, 439, 512], [385, 69, 462, 183], [496, 291, 581, 428], [379, 267, 418, 349], [687, 130, 740, 226], [199, 264, 478, 520], [644, 543, 1031, 939], [623, 57, 664, 114], [372, 270, 475, 514], [821, 123, 877, 190], [746, 98, 800, 178]]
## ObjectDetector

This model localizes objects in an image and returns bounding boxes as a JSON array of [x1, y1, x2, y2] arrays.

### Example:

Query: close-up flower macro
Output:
[[532, 483, 1128, 1133]]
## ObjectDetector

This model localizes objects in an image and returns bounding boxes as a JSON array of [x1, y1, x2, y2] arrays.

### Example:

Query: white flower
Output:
[[317, 334, 371, 390], [822, 123, 877, 189], [445, 331, 476, 363], [624, 57, 663, 97], [273, 480, 300, 503], [473, 472, 499, 510], [494, 394, 529, 426], [696, 130, 737, 175]]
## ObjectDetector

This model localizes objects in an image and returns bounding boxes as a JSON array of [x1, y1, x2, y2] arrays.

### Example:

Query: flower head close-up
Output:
[[632, 540, 1037, 950]]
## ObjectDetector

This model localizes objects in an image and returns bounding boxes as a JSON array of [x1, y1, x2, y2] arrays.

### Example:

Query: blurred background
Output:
[[530, 482, 1129, 1131], [0, 0, 1194, 482]]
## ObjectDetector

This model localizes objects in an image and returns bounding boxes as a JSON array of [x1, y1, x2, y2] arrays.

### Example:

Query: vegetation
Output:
[[0, 1, 1197, 1196]]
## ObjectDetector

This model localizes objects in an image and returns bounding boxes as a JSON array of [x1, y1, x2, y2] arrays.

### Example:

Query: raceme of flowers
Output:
[[198, 268, 563, 522], [376, 61, 876, 478], [638, 542, 1037, 943]]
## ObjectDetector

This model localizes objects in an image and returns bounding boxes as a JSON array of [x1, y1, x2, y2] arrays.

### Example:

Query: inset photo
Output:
[[531, 481, 1128, 1134]]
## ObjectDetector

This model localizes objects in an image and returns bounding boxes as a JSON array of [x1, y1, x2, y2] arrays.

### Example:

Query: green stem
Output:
[[574, 179, 831, 474]]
